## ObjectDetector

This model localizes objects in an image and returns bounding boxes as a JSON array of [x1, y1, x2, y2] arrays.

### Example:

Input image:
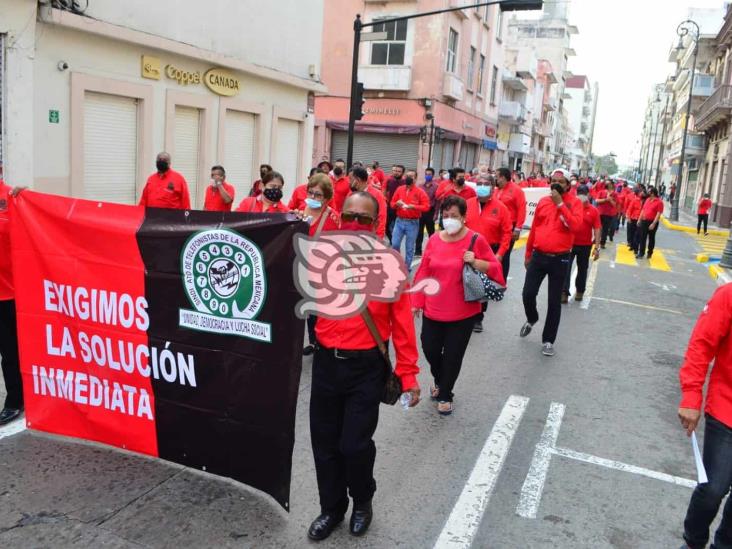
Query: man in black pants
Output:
[[520, 169, 582, 357], [636, 187, 664, 259], [0, 182, 23, 425], [562, 185, 600, 303]]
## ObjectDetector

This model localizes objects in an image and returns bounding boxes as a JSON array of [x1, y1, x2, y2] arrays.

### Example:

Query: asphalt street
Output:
[[0, 223, 724, 548]]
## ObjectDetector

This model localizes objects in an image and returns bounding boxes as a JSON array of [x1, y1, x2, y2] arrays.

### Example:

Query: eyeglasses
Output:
[[307, 190, 325, 199], [341, 211, 375, 225]]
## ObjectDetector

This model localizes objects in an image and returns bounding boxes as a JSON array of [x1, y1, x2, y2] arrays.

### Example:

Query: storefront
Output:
[[22, 11, 320, 207]]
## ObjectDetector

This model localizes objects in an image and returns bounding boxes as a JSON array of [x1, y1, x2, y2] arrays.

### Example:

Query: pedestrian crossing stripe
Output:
[[612, 245, 671, 272], [689, 232, 728, 258]]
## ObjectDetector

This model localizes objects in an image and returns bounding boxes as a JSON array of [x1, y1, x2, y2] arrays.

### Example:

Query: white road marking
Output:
[[568, 265, 578, 302], [516, 403, 565, 519], [579, 260, 599, 310], [434, 395, 530, 549], [650, 281, 676, 292], [592, 296, 683, 315], [0, 417, 27, 441], [552, 446, 696, 489]]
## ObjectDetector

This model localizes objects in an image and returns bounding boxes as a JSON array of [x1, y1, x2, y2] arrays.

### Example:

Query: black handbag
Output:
[[463, 233, 506, 303], [361, 308, 402, 406]]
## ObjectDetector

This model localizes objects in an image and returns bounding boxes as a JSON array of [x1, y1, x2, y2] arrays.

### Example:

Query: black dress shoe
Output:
[[303, 344, 315, 356], [307, 513, 343, 541], [0, 407, 22, 426], [350, 502, 373, 537]]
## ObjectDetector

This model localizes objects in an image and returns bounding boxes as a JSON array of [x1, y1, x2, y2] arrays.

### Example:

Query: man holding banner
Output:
[[0, 181, 23, 425]]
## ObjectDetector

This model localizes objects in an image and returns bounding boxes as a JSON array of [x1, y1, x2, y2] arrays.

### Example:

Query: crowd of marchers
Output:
[[2, 153, 732, 547]]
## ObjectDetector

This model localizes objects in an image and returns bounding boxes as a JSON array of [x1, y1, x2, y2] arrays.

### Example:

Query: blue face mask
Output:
[[476, 185, 493, 198], [425, 175, 433, 182], [305, 197, 322, 209]]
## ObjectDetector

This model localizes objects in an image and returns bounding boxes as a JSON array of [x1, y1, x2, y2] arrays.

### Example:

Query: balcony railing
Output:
[[695, 85, 732, 132], [499, 101, 528, 123]]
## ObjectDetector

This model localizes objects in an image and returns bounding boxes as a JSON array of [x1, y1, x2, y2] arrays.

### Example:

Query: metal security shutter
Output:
[[331, 131, 419, 170], [83, 92, 138, 204], [224, 110, 256, 200], [275, 118, 300, 193], [442, 140, 456, 170], [459, 142, 478, 170], [174, 106, 201, 206], [0, 34, 4, 169]]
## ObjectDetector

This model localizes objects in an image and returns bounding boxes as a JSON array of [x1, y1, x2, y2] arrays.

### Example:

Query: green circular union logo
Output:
[[182, 229, 266, 320]]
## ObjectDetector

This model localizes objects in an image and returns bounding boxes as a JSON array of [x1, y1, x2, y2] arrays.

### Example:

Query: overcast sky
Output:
[[565, 0, 726, 167]]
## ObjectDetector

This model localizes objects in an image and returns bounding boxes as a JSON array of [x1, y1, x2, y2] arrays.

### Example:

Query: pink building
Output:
[[314, 0, 508, 173]]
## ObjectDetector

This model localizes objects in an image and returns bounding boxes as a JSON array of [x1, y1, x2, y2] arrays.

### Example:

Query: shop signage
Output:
[[204, 68, 241, 97], [165, 64, 202, 86], [363, 107, 400, 115], [485, 124, 497, 139], [141, 56, 161, 80]]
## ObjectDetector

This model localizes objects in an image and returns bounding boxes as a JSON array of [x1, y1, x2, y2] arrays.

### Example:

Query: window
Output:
[[490, 65, 498, 104], [370, 18, 407, 65], [446, 28, 459, 73], [483, 5, 490, 23], [496, 9, 504, 40], [467, 47, 476, 90], [478, 54, 486, 95]]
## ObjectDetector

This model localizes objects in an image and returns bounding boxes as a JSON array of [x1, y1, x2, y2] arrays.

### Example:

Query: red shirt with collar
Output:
[[203, 182, 236, 212], [288, 183, 309, 211], [372, 168, 386, 185], [625, 195, 642, 220], [495, 181, 527, 229], [391, 184, 430, 219], [526, 194, 583, 258], [573, 202, 601, 246], [235, 196, 289, 213], [332, 176, 352, 212], [465, 196, 513, 256], [139, 169, 191, 210], [699, 198, 713, 215], [308, 207, 340, 237], [680, 283, 732, 428], [640, 196, 664, 222], [315, 292, 420, 391], [596, 190, 618, 217], [0, 183, 14, 300]]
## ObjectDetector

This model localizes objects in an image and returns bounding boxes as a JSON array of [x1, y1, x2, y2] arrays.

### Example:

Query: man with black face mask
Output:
[[139, 152, 191, 210], [390, 171, 430, 272]]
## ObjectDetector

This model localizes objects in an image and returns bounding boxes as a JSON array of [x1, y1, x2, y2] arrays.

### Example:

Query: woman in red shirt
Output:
[[412, 195, 503, 415], [236, 171, 289, 213], [298, 173, 340, 357], [698, 193, 713, 235]]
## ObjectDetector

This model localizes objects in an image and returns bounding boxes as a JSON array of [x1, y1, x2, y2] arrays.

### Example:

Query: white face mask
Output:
[[578, 194, 589, 204], [442, 173, 450, 180], [443, 218, 463, 235]]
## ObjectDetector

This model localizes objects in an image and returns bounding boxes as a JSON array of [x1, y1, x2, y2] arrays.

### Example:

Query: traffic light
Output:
[[353, 82, 365, 121], [499, 0, 543, 11]]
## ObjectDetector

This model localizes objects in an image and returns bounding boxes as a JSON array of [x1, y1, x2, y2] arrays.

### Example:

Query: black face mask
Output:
[[156, 160, 169, 172], [456, 177, 465, 186], [333, 167, 344, 177], [405, 177, 414, 186], [260, 171, 268, 179], [394, 173, 402, 180], [263, 187, 283, 203]]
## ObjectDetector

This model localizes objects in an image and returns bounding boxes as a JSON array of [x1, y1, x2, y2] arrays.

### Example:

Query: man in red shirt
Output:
[[139, 152, 191, 210], [465, 175, 512, 333], [678, 283, 732, 548], [636, 187, 664, 259], [349, 167, 387, 239], [331, 159, 352, 212], [495, 167, 527, 279], [595, 182, 618, 248], [0, 182, 24, 424], [562, 185, 600, 303], [371, 161, 386, 188], [308, 191, 420, 541], [698, 193, 713, 235], [625, 188, 642, 253], [203, 165, 235, 212], [390, 173, 430, 272], [520, 168, 582, 357]]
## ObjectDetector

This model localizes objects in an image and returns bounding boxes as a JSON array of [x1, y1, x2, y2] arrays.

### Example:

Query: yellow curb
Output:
[[697, 253, 710, 263], [661, 216, 727, 236], [709, 264, 724, 280]]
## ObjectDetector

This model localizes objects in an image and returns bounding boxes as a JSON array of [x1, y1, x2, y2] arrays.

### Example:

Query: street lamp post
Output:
[[655, 94, 670, 188], [345, 0, 543, 168], [671, 19, 700, 221]]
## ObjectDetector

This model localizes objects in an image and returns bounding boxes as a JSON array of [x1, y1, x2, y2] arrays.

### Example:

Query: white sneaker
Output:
[[542, 342, 555, 357]]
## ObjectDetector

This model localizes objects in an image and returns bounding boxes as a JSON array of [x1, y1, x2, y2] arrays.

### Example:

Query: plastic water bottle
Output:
[[399, 392, 412, 411]]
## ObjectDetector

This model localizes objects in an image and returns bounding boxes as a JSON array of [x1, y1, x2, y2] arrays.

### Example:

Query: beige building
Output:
[[0, 0, 325, 206]]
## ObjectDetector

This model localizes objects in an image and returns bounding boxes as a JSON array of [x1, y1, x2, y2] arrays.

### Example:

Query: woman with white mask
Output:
[[411, 195, 502, 415]]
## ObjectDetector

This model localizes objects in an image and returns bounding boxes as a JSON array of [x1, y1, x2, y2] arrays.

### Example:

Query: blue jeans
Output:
[[391, 218, 419, 271], [684, 414, 732, 549]]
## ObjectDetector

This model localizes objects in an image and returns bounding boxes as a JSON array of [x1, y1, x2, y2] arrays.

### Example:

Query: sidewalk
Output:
[[661, 202, 727, 235]]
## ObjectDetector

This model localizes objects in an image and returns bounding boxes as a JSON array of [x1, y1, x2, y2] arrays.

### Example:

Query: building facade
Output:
[[0, 0, 325, 206], [564, 75, 597, 175], [314, 0, 508, 173], [638, 83, 671, 188]]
